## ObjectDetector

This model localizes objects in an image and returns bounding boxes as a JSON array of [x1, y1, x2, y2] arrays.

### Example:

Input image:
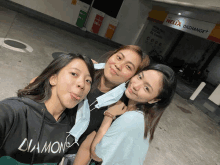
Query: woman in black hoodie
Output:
[[0, 53, 95, 165]]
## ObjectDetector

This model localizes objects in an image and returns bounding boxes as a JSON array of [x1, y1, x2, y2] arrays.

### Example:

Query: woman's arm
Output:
[[90, 116, 113, 162], [73, 101, 127, 164], [73, 115, 118, 164], [73, 131, 96, 165], [92, 112, 147, 165], [90, 101, 127, 162]]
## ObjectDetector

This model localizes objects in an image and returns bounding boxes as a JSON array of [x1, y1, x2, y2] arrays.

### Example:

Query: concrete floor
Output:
[[0, 6, 220, 165], [176, 77, 220, 125]]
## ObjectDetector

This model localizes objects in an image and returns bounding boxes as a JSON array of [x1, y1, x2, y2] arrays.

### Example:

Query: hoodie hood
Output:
[[9, 97, 67, 124]]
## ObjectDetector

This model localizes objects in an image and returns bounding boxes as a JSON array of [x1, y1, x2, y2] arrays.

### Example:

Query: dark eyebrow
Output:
[[142, 72, 153, 91], [70, 67, 91, 77], [118, 52, 136, 69]]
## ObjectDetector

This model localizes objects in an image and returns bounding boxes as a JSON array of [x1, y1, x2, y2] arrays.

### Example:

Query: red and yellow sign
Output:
[[163, 14, 215, 39], [207, 24, 220, 43], [147, 9, 220, 44]]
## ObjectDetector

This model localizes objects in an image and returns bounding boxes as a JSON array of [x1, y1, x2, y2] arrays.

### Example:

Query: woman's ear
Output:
[[148, 99, 160, 104], [49, 74, 58, 86]]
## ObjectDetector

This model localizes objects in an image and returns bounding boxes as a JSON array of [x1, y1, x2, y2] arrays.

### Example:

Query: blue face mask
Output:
[[65, 63, 105, 147], [66, 98, 90, 147], [94, 63, 105, 69], [91, 82, 127, 110], [66, 63, 128, 146]]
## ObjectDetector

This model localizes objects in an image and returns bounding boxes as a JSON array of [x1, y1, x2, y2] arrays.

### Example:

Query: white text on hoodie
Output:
[[18, 138, 69, 154]]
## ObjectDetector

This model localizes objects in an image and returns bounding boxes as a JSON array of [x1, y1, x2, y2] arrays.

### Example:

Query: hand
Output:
[[106, 101, 127, 116], [91, 59, 98, 64], [91, 154, 103, 162]]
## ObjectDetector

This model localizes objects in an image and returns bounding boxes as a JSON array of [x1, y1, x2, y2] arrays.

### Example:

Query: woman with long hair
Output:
[[77, 63, 177, 165], [0, 53, 95, 165], [60, 45, 150, 165]]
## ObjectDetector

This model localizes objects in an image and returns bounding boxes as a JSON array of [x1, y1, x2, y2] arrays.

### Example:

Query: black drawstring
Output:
[[30, 109, 45, 165]]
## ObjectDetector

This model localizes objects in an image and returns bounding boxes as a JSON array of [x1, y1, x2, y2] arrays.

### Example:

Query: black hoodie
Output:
[[0, 97, 76, 164]]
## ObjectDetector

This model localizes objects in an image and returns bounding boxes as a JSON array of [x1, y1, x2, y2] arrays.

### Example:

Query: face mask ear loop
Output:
[[125, 80, 130, 84], [89, 100, 97, 107], [89, 100, 98, 112], [90, 107, 96, 112], [65, 133, 79, 148]]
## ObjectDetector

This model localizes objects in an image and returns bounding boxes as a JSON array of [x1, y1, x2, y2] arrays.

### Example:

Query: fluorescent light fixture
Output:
[[178, 13, 181, 15]]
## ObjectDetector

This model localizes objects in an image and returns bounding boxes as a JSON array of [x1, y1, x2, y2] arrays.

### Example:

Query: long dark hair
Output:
[[135, 64, 177, 142], [93, 45, 149, 89], [17, 53, 95, 103]]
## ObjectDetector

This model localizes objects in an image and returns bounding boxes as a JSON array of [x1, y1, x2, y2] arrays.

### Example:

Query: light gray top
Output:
[[95, 111, 149, 165]]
